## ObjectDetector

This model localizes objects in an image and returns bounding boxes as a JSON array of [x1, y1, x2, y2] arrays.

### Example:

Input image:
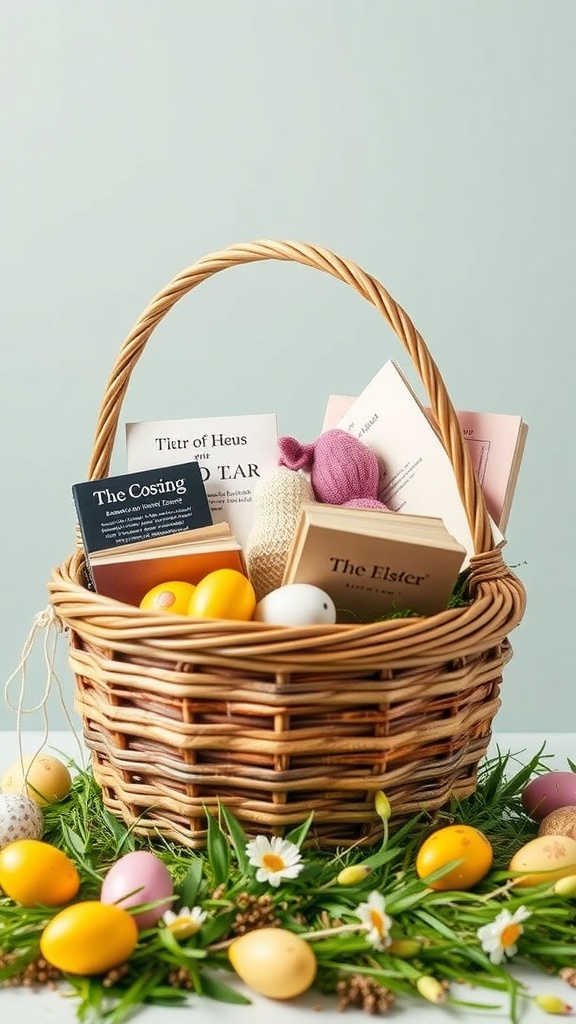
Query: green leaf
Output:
[[361, 843, 402, 871], [199, 972, 252, 1004], [204, 807, 231, 886], [285, 811, 315, 847], [177, 855, 204, 908], [219, 803, 250, 874], [60, 821, 87, 860]]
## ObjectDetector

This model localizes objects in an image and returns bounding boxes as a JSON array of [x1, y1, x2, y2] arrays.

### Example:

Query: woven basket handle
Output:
[[87, 239, 494, 555]]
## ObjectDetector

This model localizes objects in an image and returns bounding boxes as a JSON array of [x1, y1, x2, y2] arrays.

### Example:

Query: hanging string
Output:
[[3, 605, 85, 769]]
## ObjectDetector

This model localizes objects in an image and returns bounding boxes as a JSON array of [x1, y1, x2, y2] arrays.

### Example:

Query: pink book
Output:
[[322, 368, 527, 535], [452, 410, 528, 533]]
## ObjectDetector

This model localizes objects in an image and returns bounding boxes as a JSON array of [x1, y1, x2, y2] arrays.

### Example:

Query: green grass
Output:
[[1, 744, 575, 1023]]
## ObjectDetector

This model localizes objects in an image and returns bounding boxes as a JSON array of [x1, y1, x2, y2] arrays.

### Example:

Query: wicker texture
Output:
[[49, 240, 526, 849]]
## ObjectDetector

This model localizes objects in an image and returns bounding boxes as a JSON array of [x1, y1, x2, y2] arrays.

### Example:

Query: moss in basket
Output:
[[2, 745, 576, 1024], [361, 569, 472, 621]]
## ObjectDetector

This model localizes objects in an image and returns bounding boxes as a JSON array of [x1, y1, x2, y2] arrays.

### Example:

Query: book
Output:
[[86, 522, 246, 607], [322, 390, 527, 532], [281, 502, 466, 622], [452, 410, 527, 533], [72, 461, 213, 558], [325, 361, 506, 563], [125, 413, 279, 548]]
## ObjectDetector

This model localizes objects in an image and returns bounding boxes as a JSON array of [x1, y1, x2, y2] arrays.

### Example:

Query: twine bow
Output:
[[3, 605, 84, 768]]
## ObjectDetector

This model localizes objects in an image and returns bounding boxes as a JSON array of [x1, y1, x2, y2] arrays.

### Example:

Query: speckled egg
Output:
[[538, 806, 576, 841], [254, 584, 337, 626], [0, 793, 44, 850], [509, 834, 576, 887]]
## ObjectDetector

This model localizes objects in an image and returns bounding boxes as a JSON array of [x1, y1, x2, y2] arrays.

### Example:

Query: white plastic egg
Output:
[[254, 584, 337, 626], [0, 793, 44, 850]]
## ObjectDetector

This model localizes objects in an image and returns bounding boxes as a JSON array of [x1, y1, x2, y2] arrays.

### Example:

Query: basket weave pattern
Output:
[[49, 241, 526, 849]]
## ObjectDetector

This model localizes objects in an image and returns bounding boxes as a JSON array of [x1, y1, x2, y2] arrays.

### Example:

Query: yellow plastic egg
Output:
[[228, 927, 317, 1000], [139, 580, 196, 615], [187, 568, 256, 621], [415, 824, 493, 891], [509, 834, 576, 887], [40, 901, 138, 974], [1, 752, 72, 806], [0, 838, 80, 906]]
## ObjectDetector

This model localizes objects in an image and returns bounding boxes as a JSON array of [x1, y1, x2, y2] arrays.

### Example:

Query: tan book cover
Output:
[[88, 523, 245, 607], [282, 503, 466, 623]]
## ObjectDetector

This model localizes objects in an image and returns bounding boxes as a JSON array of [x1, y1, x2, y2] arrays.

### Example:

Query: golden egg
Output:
[[1, 753, 72, 806], [41, 901, 138, 974], [0, 839, 80, 906], [139, 580, 196, 615], [415, 824, 493, 891], [228, 927, 317, 1000]]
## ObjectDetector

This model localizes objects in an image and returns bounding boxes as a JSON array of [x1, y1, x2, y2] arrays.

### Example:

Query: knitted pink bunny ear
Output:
[[276, 435, 316, 472], [278, 429, 388, 511]]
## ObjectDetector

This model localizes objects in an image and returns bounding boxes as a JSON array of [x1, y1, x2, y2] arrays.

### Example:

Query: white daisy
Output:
[[477, 906, 531, 965], [162, 905, 207, 939], [245, 835, 304, 887], [356, 891, 393, 951]]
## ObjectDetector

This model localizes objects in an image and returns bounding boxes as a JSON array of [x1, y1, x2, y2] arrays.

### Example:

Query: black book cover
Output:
[[72, 461, 213, 555]]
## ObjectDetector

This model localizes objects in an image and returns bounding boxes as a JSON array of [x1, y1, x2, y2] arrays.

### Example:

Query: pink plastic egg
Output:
[[100, 850, 174, 929], [522, 771, 576, 822]]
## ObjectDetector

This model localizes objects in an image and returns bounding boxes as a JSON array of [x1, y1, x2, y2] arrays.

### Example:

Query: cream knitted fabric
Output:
[[245, 466, 315, 601]]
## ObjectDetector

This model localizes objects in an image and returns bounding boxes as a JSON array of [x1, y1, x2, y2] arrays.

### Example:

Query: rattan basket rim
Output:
[[49, 238, 526, 646]]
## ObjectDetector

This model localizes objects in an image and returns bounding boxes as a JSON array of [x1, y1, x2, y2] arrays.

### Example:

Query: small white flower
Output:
[[356, 891, 393, 950], [162, 905, 207, 939], [477, 906, 531, 965], [245, 835, 304, 887]]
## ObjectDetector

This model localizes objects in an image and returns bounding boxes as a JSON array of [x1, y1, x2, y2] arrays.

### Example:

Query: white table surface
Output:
[[1, 730, 575, 1023]]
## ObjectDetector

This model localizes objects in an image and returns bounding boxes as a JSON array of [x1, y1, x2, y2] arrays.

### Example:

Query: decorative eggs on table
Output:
[[254, 584, 337, 626], [100, 850, 174, 928], [228, 926, 317, 999], [538, 805, 576, 840], [508, 834, 576, 887], [1, 752, 72, 806], [521, 771, 576, 821], [0, 793, 44, 849], [0, 838, 80, 905], [40, 901, 139, 975], [415, 824, 493, 890]]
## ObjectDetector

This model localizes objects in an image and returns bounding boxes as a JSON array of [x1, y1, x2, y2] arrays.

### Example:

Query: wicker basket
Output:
[[49, 240, 526, 850]]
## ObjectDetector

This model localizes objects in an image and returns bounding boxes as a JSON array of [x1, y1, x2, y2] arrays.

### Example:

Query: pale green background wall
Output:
[[0, 1, 573, 732]]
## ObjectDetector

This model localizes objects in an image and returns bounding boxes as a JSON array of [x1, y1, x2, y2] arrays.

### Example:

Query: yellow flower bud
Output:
[[375, 790, 391, 821], [416, 975, 447, 1003], [336, 864, 372, 886], [535, 994, 573, 1015], [553, 874, 576, 897], [388, 938, 421, 958]]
